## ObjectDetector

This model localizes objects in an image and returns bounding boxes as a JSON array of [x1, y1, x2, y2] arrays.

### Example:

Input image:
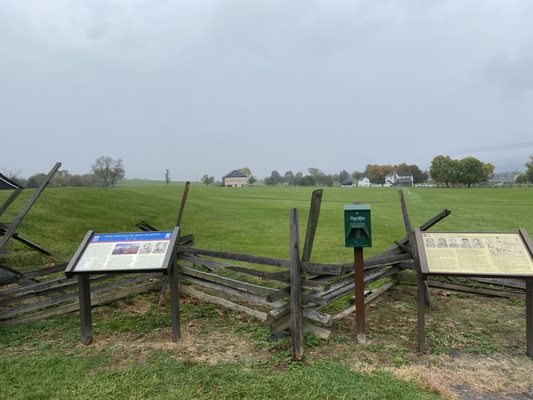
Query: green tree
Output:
[[338, 170, 350, 184], [526, 155, 533, 183], [264, 170, 283, 186], [248, 175, 257, 185], [27, 173, 47, 188], [284, 171, 295, 186], [482, 163, 495, 181], [351, 171, 364, 181], [308, 168, 326, 185], [201, 174, 214, 185], [238, 167, 252, 177], [365, 164, 392, 185], [48, 169, 70, 187], [430, 155, 459, 187], [458, 157, 486, 187], [294, 172, 304, 186], [516, 174, 528, 184]]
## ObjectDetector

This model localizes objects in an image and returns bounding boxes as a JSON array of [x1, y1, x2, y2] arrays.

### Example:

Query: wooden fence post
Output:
[[399, 190, 431, 307], [158, 181, 190, 306], [290, 208, 304, 361], [302, 189, 323, 263]]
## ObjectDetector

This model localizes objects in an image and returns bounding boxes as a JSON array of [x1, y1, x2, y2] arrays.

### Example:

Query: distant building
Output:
[[341, 180, 354, 187], [358, 177, 371, 187], [385, 172, 414, 187], [222, 170, 248, 187]]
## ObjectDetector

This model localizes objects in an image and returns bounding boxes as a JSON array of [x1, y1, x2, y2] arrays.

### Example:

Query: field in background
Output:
[[1, 185, 533, 399], [2, 184, 533, 265]]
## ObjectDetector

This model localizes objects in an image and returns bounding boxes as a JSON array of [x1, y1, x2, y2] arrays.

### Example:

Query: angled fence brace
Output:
[[0, 162, 61, 253]]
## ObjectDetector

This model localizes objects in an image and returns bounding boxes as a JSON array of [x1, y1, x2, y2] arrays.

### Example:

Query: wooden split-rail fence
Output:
[[0, 188, 527, 360]]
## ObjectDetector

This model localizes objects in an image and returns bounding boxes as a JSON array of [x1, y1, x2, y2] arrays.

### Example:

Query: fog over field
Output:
[[1, 1, 533, 179]]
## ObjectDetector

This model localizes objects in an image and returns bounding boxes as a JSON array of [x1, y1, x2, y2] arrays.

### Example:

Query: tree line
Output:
[[429, 155, 495, 187], [263, 164, 427, 186], [3, 156, 125, 188]]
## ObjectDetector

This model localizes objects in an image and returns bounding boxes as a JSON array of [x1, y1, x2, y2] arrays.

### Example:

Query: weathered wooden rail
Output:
[[0, 236, 192, 325], [175, 246, 406, 339], [0, 187, 528, 361]]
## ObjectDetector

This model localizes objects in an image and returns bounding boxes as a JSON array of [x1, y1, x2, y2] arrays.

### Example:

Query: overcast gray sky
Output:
[[1, 0, 532, 181]]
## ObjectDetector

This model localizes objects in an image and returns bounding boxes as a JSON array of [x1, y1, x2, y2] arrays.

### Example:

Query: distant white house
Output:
[[385, 172, 414, 187], [357, 177, 371, 187], [222, 170, 248, 187]]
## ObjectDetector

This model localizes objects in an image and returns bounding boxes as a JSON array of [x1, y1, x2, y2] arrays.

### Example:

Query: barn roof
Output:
[[395, 176, 413, 183], [223, 170, 248, 179], [0, 173, 23, 190]]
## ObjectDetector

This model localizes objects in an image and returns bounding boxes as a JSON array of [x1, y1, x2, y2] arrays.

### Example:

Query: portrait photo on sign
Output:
[[448, 238, 459, 248], [139, 242, 153, 254], [153, 242, 168, 254], [437, 238, 448, 248]]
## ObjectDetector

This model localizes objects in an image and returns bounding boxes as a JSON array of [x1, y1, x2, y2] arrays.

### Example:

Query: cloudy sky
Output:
[[1, 0, 532, 180]]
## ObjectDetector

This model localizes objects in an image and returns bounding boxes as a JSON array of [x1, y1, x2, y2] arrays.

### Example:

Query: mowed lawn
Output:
[[2, 183, 532, 263], [1, 184, 532, 399]]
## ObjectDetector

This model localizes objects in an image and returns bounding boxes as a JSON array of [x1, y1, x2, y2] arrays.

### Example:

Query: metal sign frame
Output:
[[414, 227, 533, 359], [65, 230, 179, 277], [416, 229, 533, 279], [65, 226, 181, 345]]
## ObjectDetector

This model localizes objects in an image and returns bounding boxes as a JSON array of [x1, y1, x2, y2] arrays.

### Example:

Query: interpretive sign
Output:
[[416, 231, 533, 278], [65, 227, 181, 345], [65, 231, 177, 277], [414, 228, 533, 359]]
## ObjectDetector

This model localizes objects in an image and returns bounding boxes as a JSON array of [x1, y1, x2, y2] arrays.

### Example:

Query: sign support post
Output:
[[78, 274, 92, 345], [354, 247, 366, 343], [169, 257, 180, 342], [417, 275, 426, 353], [526, 278, 533, 358]]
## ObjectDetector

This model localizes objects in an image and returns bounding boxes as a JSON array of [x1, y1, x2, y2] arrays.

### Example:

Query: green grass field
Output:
[[2, 184, 532, 263], [1, 184, 532, 399]]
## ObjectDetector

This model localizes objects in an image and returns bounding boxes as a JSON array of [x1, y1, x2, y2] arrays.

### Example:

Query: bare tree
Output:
[[91, 156, 125, 187], [165, 169, 171, 185], [1, 167, 22, 181]]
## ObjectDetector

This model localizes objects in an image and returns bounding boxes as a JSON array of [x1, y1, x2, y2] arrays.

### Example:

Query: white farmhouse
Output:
[[357, 177, 371, 187], [384, 172, 414, 187]]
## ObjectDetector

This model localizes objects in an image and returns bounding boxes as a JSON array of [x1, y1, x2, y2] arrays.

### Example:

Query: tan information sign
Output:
[[418, 232, 533, 276]]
